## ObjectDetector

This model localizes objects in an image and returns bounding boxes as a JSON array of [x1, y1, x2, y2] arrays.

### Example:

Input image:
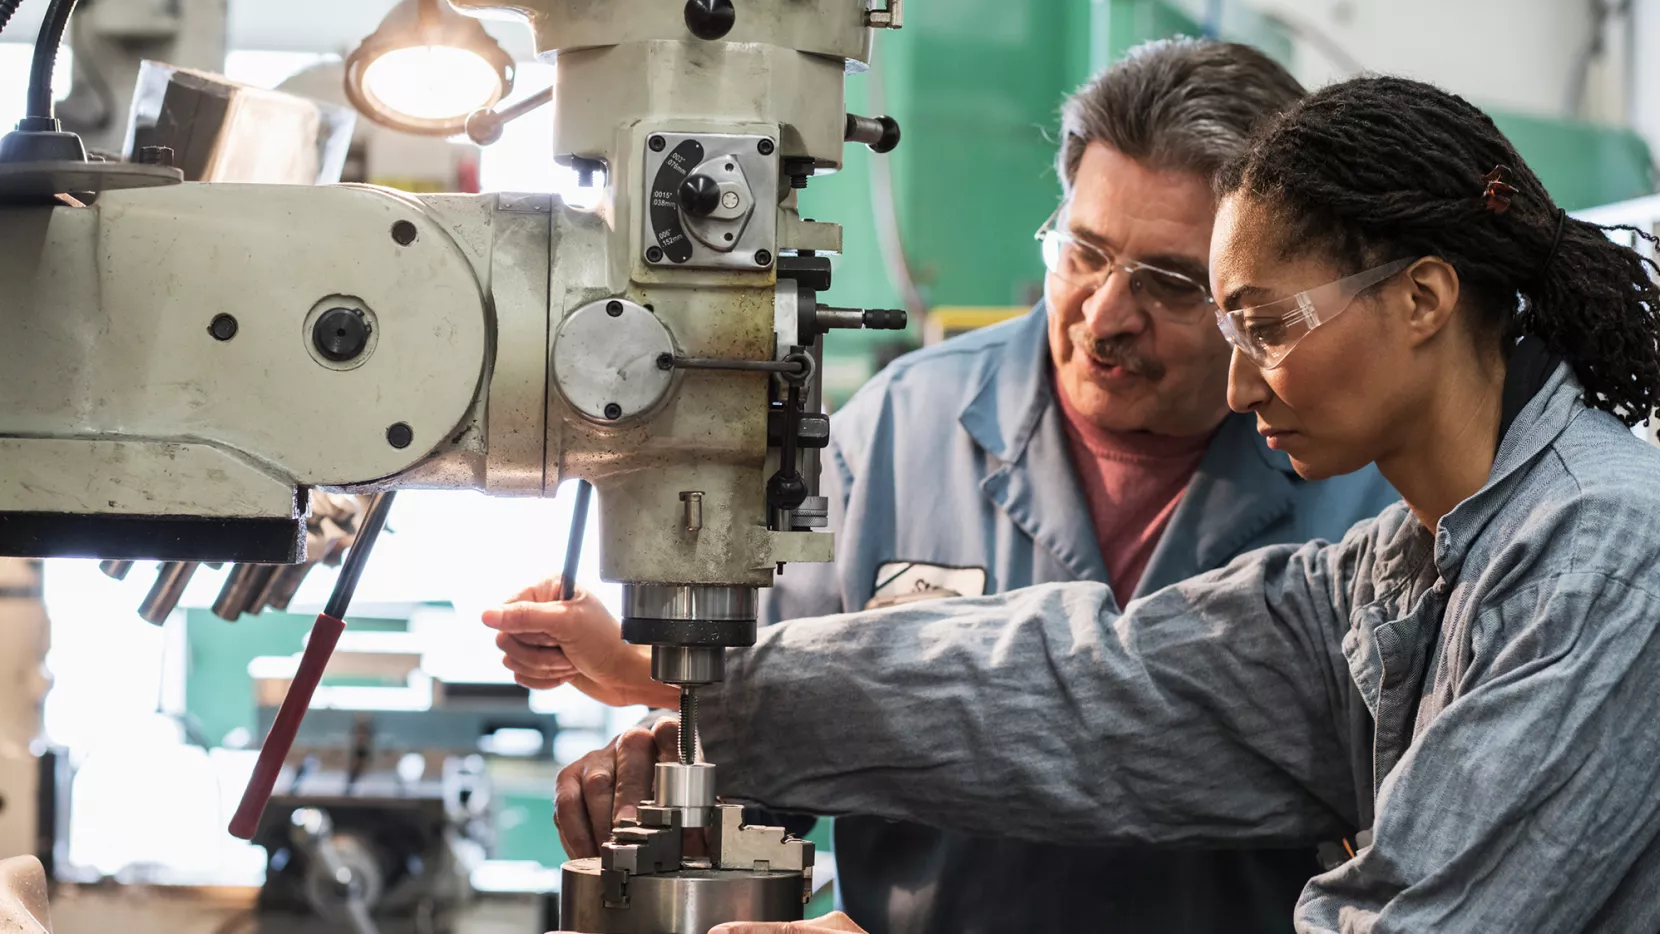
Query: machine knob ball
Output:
[[679, 174, 722, 217], [683, 0, 736, 40], [313, 307, 372, 362], [767, 472, 809, 511]]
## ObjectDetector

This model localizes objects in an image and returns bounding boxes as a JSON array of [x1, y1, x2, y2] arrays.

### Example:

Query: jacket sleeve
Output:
[[1298, 574, 1660, 933], [701, 532, 1373, 848], [757, 436, 853, 626]]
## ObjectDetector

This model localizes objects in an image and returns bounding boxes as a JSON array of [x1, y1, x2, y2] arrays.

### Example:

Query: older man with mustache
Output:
[[488, 37, 1400, 934]]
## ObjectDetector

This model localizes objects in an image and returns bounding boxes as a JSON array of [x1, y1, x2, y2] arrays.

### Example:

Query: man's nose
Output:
[[1080, 269, 1146, 339], [1227, 348, 1271, 413]]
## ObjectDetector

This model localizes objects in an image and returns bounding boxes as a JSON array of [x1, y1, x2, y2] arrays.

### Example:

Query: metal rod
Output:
[[99, 560, 133, 580], [661, 354, 811, 378], [559, 480, 593, 601], [138, 562, 199, 625], [324, 492, 396, 620], [229, 492, 396, 840]]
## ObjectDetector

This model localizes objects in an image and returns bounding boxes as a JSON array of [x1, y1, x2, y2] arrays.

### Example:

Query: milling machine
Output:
[[0, 0, 907, 930]]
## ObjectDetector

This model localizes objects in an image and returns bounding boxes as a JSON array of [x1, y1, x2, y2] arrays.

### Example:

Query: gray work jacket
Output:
[[708, 363, 1660, 932], [759, 306, 1399, 932]]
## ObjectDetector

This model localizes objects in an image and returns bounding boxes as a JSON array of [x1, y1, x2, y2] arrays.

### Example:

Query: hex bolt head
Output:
[[313, 307, 372, 362], [606, 300, 624, 317], [757, 138, 775, 155], [754, 249, 773, 266], [391, 220, 417, 245], [386, 422, 414, 449], [604, 403, 623, 420], [649, 135, 666, 152], [208, 314, 239, 341], [646, 246, 664, 263]]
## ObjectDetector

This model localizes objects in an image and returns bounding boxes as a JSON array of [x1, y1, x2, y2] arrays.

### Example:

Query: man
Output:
[[488, 38, 1399, 933]]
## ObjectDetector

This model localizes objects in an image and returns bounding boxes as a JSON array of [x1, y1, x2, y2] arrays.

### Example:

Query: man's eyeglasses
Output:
[[1034, 206, 1215, 322], [1215, 258, 1415, 370]]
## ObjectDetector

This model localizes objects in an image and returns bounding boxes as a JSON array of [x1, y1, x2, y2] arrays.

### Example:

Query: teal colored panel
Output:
[[183, 608, 406, 748], [495, 792, 567, 866], [1490, 110, 1654, 211]]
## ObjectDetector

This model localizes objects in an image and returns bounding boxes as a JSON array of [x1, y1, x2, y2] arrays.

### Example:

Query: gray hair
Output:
[[1057, 37, 1305, 196]]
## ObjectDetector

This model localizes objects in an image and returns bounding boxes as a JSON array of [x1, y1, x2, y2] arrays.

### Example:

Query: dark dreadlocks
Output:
[[1218, 76, 1660, 427]]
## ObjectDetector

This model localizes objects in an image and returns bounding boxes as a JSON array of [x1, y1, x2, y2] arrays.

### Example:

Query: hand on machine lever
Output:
[[482, 576, 677, 709]]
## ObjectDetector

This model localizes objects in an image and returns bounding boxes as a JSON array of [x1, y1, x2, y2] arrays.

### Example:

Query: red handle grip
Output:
[[228, 612, 347, 839]]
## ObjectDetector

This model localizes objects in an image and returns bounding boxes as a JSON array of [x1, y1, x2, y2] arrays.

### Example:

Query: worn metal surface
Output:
[[553, 300, 677, 423], [561, 859, 802, 934]]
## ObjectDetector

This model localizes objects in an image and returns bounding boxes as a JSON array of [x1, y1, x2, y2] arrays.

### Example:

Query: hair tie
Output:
[[1481, 164, 1517, 214], [1543, 206, 1567, 268]]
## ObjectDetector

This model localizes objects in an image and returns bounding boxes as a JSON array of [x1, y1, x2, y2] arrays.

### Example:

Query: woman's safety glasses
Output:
[[1215, 258, 1415, 370], [1035, 208, 1215, 323]]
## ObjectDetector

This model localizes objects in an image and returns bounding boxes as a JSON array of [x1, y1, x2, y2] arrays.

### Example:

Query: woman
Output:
[[499, 77, 1660, 932]]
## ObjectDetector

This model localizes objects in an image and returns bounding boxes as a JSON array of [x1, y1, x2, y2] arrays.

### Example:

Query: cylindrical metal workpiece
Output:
[[654, 762, 715, 810], [99, 560, 134, 580], [560, 859, 803, 934], [651, 645, 725, 685], [139, 562, 199, 625]]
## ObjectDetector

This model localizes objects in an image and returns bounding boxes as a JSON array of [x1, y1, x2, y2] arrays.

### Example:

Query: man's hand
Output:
[[555, 718, 683, 858], [481, 577, 675, 708], [710, 912, 867, 933]]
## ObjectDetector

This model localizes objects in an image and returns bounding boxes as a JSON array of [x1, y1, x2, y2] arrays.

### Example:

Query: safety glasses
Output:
[[1215, 258, 1415, 370], [1035, 206, 1214, 323]]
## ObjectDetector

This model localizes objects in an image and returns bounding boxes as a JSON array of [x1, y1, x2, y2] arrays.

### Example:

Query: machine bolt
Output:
[[606, 300, 624, 317], [390, 220, 417, 245], [754, 249, 772, 266], [649, 135, 666, 152], [721, 191, 740, 209], [313, 307, 371, 361], [208, 313, 239, 341], [386, 422, 413, 448], [136, 145, 174, 166], [604, 403, 623, 420], [646, 246, 664, 263], [757, 138, 774, 155]]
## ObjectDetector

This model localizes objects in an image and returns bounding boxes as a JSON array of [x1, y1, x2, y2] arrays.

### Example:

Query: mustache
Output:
[[1067, 323, 1165, 381]]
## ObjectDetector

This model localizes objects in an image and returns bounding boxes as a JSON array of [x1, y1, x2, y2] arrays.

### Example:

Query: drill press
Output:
[[0, 0, 904, 929]]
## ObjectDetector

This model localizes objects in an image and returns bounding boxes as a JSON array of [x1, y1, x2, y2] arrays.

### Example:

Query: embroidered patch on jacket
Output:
[[866, 561, 988, 609]]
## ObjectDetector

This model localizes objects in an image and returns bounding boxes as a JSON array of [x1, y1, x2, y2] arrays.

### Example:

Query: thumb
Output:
[[482, 600, 575, 636]]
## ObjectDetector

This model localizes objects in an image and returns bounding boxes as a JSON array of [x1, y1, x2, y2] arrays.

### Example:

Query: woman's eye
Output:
[[1245, 319, 1287, 344]]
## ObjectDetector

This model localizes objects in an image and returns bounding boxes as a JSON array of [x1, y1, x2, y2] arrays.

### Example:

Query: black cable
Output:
[[27, 0, 79, 121], [0, 0, 24, 38], [558, 480, 593, 601], [323, 491, 396, 620]]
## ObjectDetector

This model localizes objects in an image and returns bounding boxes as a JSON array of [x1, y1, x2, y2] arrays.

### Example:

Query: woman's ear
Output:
[[1400, 256, 1461, 347]]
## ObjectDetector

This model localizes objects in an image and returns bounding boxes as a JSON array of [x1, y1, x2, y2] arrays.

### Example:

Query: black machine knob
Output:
[[862, 308, 908, 330], [313, 307, 371, 362], [844, 113, 902, 154], [683, 0, 736, 40], [679, 174, 721, 217]]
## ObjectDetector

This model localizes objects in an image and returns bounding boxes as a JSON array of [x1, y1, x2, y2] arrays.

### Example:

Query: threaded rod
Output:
[[678, 687, 698, 764]]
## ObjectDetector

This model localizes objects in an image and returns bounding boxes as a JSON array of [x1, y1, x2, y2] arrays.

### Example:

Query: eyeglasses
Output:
[[1215, 258, 1415, 370], [1034, 206, 1214, 322]]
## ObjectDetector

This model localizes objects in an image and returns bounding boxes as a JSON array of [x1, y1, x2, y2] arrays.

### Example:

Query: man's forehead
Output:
[[1067, 144, 1216, 258]]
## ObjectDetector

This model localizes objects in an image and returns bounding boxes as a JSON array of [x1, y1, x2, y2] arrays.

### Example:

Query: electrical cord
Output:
[[0, 0, 23, 37], [27, 0, 78, 121]]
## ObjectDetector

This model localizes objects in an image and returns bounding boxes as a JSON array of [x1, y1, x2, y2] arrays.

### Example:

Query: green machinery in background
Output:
[[808, 0, 1655, 406]]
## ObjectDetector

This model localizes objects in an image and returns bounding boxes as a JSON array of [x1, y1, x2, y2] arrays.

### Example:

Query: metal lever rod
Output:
[[228, 491, 396, 840], [464, 87, 553, 146]]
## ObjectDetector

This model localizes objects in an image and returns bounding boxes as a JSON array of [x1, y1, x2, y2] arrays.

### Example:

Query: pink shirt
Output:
[[1053, 376, 1213, 605]]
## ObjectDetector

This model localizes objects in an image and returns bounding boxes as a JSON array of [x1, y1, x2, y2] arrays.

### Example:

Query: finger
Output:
[[581, 755, 617, 849], [501, 653, 576, 682], [612, 729, 658, 823], [497, 632, 574, 668], [513, 673, 570, 691], [710, 923, 855, 934], [651, 717, 682, 762], [554, 762, 597, 858]]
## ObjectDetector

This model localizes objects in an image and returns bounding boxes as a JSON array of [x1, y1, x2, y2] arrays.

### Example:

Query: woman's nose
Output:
[[1227, 348, 1271, 413]]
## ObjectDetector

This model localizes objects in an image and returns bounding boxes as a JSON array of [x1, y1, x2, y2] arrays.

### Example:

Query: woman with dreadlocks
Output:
[[522, 77, 1660, 932]]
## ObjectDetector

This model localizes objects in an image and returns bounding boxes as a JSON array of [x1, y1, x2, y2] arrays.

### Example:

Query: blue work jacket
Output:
[[761, 304, 1400, 934]]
